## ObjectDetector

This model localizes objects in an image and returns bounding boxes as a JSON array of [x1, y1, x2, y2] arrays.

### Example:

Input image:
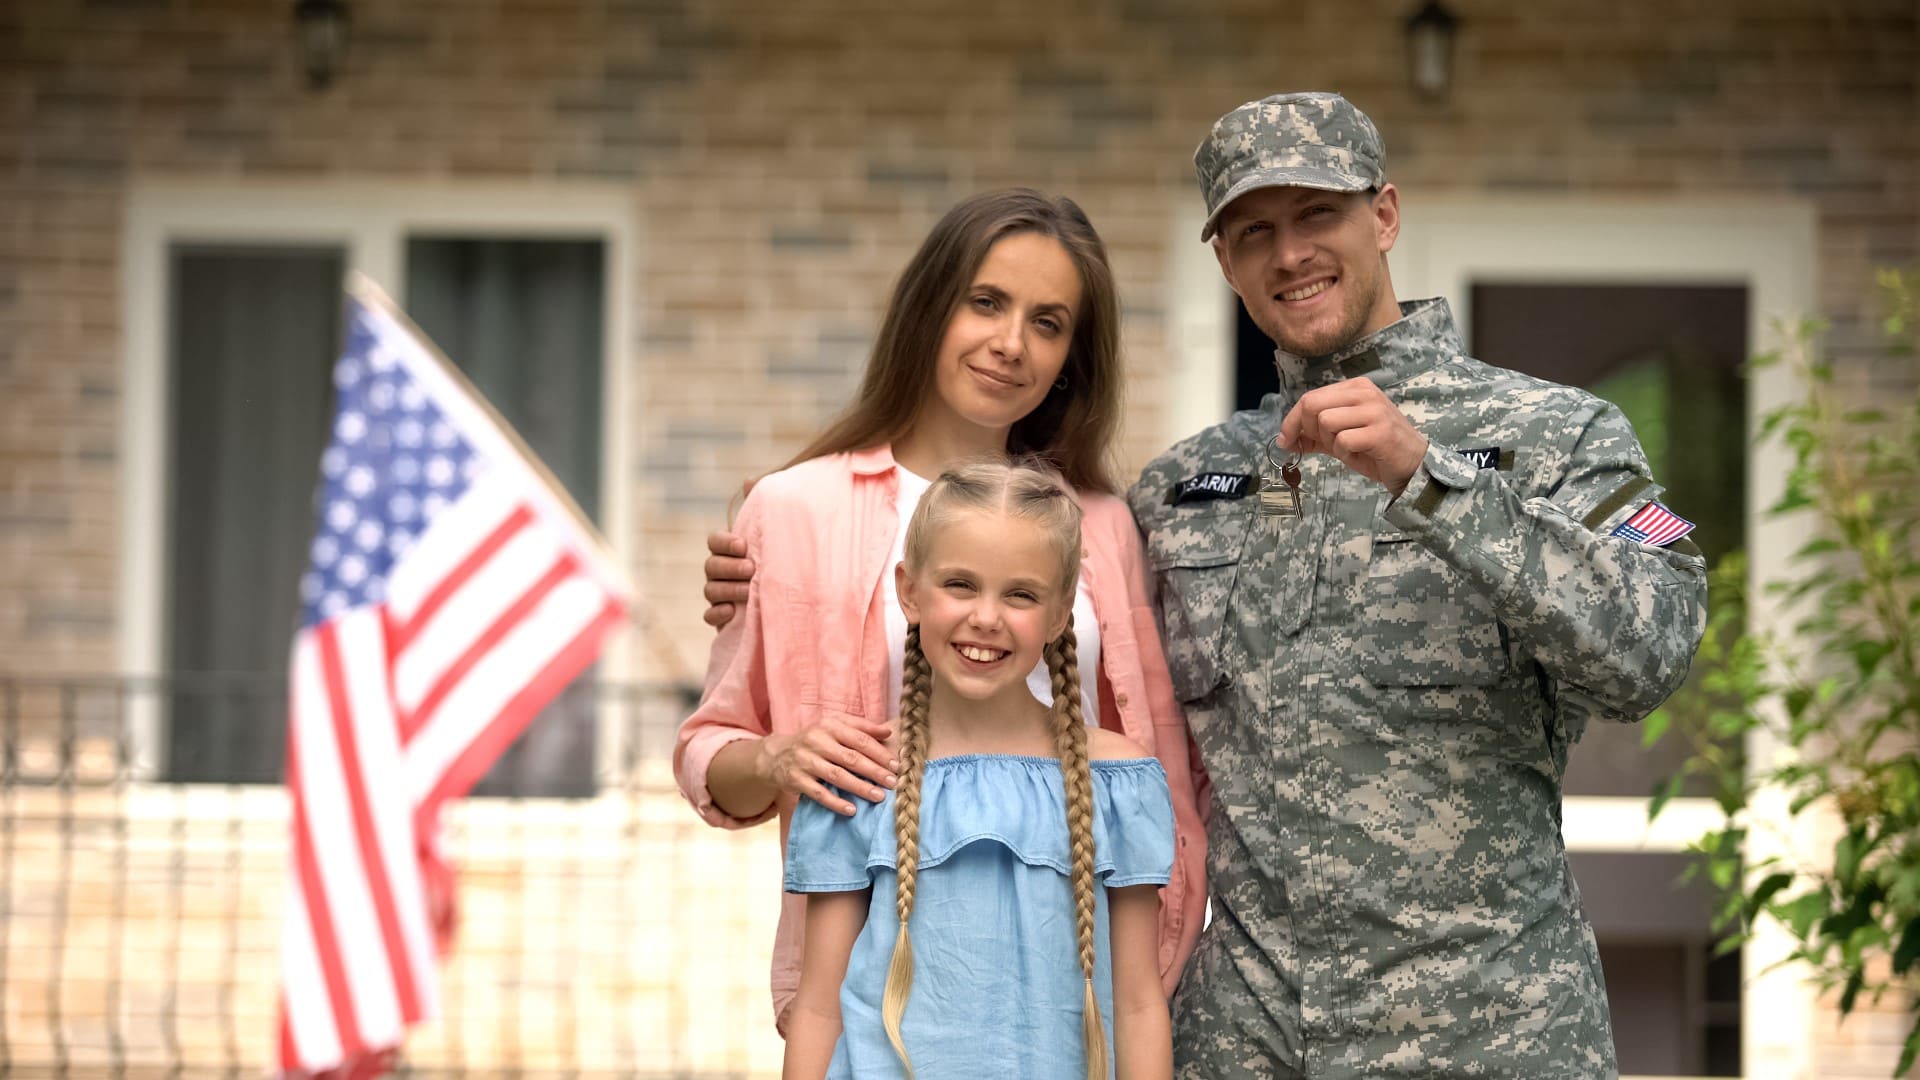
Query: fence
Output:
[[1, 675, 786, 1078]]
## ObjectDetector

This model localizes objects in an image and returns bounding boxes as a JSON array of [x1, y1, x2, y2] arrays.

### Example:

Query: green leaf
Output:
[[1777, 891, 1829, 940], [1707, 709, 1751, 738], [1649, 773, 1685, 823], [1894, 917, 1920, 975], [1793, 537, 1843, 560], [1769, 488, 1815, 515], [1851, 639, 1893, 679], [1837, 969, 1864, 1015], [1641, 709, 1671, 748], [1783, 685, 1814, 720], [1746, 872, 1796, 926], [1896, 1015, 1919, 1077], [1834, 828, 1868, 890], [1708, 854, 1739, 891]]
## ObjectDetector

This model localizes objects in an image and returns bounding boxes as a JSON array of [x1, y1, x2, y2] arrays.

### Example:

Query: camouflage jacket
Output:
[[1128, 298, 1708, 1078]]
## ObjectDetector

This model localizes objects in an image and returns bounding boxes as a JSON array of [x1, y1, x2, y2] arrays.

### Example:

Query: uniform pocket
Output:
[[1360, 529, 1506, 687], [1147, 511, 1251, 702]]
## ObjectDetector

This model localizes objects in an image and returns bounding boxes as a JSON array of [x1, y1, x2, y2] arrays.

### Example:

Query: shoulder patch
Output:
[[1612, 501, 1696, 547]]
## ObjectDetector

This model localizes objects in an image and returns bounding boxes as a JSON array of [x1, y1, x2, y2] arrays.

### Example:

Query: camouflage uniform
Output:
[[1128, 297, 1709, 1078]]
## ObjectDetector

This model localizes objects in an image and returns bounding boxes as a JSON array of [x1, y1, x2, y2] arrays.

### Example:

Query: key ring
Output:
[[1260, 435, 1304, 519], [1265, 435, 1302, 492]]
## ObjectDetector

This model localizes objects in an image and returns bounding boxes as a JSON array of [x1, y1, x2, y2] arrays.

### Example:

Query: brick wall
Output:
[[4, 0, 1917, 1075], [5, 0, 1916, 680]]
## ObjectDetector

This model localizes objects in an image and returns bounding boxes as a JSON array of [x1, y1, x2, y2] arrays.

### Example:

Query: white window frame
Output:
[[1168, 195, 1821, 1080], [120, 181, 639, 790]]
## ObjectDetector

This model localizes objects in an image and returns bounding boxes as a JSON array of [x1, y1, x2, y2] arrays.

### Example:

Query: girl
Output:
[[782, 462, 1174, 1080], [675, 189, 1206, 1036]]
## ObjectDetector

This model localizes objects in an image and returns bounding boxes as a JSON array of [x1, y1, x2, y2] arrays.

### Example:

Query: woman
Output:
[[674, 189, 1206, 1035]]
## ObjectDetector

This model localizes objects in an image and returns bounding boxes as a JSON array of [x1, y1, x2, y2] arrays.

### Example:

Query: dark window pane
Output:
[[166, 246, 344, 783], [1573, 853, 1740, 1076], [1469, 282, 1747, 799], [404, 236, 607, 798], [1233, 298, 1277, 413]]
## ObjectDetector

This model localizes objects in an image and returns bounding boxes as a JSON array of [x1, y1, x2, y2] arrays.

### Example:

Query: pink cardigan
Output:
[[674, 445, 1209, 1026]]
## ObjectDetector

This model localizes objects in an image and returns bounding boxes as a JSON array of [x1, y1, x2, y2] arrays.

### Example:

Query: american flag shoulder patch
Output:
[[1612, 500, 1696, 547]]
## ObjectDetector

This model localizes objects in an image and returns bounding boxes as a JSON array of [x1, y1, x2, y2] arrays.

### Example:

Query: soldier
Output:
[[1136, 91, 1708, 1077]]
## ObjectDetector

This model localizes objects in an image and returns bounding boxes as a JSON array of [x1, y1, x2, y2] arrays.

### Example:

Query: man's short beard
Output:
[[1259, 288, 1376, 360]]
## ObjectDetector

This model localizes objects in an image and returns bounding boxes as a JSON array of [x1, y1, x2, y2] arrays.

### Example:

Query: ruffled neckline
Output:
[[784, 752, 1174, 889], [923, 752, 1166, 769]]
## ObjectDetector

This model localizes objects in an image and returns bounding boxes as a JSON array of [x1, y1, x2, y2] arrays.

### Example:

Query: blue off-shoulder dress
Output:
[[784, 754, 1174, 1080]]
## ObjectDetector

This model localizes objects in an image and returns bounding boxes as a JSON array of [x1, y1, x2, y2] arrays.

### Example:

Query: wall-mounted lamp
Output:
[[1404, 0, 1460, 101], [295, 0, 350, 90]]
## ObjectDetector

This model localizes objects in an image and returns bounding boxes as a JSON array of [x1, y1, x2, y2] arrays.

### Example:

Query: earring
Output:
[[1053, 374, 1068, 390]]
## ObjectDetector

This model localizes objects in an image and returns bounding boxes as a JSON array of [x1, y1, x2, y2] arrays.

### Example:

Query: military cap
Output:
[[1195, 91, 1386, 241]]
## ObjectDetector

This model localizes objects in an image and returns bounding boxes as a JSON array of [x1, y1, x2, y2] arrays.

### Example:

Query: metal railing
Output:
[[1, 674, 785, 1079]]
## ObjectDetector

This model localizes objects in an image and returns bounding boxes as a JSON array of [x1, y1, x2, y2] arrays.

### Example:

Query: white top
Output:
[[881, 466, 1102, 727]]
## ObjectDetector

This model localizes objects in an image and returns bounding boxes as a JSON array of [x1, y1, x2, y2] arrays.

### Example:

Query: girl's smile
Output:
[[897, 507, 1071, 713], [953, 642, 1011, 665]]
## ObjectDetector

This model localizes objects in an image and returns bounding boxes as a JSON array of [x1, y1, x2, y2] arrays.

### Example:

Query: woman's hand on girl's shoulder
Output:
[[758, 717, 899, 815], [1086, 727, 1152, 762]]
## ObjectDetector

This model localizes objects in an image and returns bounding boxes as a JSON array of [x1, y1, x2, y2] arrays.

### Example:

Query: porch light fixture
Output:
[[295, 0, 350, 90], [1404, 0, 1459, 101]]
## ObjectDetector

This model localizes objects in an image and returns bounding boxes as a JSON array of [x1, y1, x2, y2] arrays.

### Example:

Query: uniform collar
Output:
[[1270, 297, 1462, 394]]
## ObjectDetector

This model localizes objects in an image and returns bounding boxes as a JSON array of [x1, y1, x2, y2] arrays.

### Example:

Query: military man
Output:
[[1136, 91, 1708, 1077]]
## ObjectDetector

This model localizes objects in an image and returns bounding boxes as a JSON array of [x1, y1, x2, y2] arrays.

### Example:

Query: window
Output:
[[165, 246, 344, 782], [125, 186, 632, 795]]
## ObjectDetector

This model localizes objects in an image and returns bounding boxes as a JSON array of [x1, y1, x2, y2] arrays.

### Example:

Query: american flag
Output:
[[1612, 500, 1696, 547], [279, 276, 628, 1077]]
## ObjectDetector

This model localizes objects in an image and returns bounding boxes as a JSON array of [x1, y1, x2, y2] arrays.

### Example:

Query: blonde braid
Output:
[[891, 458, 1094, 1073], [1047, 623, 1107, 1080], [881, 624, 933, 1079]]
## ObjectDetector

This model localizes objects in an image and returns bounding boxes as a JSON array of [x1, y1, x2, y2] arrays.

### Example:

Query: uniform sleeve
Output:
[[673, 487, 779, 828], [1383, 399, 1708, 723]]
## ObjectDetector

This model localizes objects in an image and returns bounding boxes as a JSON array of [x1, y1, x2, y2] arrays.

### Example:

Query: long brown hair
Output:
[[882, 460, 1107, 1080], [785, 189, 1123, 494]]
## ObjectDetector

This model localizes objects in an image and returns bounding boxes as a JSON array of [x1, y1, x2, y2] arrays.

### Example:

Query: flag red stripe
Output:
[[414, 598, 626, 837], [346, 1048, 394, 1080], [317, 623, 425, 1025], [287, 721, 366, 1064], [399, 552, 578, 745], [1624, 503, 1692, 546], [278, 1000, 298, 1072], [388, 504, 534, 654]]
